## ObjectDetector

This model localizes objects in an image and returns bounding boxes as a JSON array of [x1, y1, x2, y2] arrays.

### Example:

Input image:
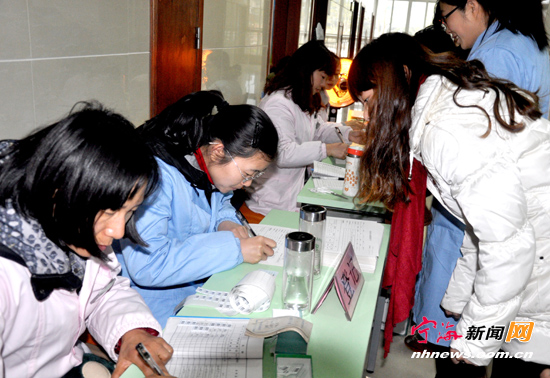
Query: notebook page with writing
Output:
[[251, 224, 295, 266], [252, 218, 384, 273], [312, 161, 345, 178], [313, 178, 344, 191], [163, 317, 263, 378]]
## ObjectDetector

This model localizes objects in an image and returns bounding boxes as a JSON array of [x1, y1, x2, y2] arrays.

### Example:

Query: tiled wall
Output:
[[0, 0, 150, 140], [201, 0, 272, 106]]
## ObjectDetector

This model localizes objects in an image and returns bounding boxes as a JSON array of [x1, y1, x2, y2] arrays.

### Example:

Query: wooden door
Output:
[[150, 0, 203, 117]]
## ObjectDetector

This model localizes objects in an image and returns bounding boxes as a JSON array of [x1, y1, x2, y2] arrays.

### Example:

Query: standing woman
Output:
[[349, 32, 550, 376], [115, 90, 278, 327], [410, 0, 550, 368], [0, 102, 174, 378], [243, 40, 364, 220]]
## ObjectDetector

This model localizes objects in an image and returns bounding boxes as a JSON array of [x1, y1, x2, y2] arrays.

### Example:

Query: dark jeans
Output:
[[429, 342, 487, 378]]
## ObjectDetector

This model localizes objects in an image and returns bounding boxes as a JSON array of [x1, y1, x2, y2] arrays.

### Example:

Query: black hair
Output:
[[139, 90, 278, 164], [438, 0, 548, 50], [264, 40, 338, 114], [414, 25, 468, 59], [0, 101, 159, 260]]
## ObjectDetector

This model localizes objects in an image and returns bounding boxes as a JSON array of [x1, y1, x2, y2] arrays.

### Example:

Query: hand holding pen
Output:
[[235, 210, 257, 237], [136, 343, 165, 376], [235, 210, 276, 263], [110, 329, 173, 378], [334, 126, 346, 143]]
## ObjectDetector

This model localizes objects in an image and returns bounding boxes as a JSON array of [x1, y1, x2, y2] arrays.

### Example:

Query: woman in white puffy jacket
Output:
[[348, 33, 550, 376], [0, 103, 174, 378]]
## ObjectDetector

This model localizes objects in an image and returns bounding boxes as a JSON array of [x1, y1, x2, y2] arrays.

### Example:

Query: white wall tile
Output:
[[0, 1, 150, 139], [28, 0, 129, 58], [32, 54, 149, 128], [0, 61, 36, 139], [128, 0, 150, 52], [0, 0, 32, 60]]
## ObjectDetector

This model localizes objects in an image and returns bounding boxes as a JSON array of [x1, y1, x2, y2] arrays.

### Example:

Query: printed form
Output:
[[163, 317, 263, 378]]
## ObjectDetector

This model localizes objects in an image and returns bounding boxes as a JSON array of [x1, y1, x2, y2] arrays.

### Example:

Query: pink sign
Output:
[[311, 242, 365, 321]]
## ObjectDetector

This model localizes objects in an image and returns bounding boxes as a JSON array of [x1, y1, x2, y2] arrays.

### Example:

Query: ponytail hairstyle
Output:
[[0, 101, 159, 260], [348, 32, 541, 210], [205, 104, 279, 164], [139, 90, 278, 168], [264, 40, 338, 114]]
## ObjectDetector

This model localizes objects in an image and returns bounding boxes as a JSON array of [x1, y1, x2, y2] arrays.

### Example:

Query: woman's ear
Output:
[[403, 65, 412, 81], [466, 0, 479, 17], [209, 142, 226, 163]]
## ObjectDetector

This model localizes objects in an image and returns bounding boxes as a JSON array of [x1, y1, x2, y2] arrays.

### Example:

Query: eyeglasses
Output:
[[440, 6, 459, 26], [226, 149, 265, 183]]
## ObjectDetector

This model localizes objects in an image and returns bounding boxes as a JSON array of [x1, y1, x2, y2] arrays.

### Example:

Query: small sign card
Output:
[[311, 242, 365, 321]]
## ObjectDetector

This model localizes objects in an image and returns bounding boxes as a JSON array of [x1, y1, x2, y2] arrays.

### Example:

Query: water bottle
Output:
[[299, 204, 327, 276], [282, 232, 315, 315], [343, 143, 364, 197]]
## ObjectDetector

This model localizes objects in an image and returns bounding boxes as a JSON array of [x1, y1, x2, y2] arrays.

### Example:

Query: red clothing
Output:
[[383, 159, 427, 357]]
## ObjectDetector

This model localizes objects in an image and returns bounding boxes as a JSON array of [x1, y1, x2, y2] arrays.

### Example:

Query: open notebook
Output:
[[252, 216, 384, 273], [162, 316, 313, 378]]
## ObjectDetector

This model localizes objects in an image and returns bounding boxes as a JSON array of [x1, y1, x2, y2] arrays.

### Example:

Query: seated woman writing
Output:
[[243, 40, 364, 221], [115, 90, 278, 327], [0, 102, 174, 378]]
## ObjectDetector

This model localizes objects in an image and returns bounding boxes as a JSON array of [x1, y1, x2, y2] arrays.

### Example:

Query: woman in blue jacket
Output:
[[115, 90, 278, 327]]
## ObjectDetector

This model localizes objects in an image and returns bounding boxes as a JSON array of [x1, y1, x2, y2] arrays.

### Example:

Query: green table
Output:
[[298, 158, 387, 221], [121, 209, 390, 378]]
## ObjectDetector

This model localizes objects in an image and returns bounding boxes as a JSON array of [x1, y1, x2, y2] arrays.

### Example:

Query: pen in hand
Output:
[[334, 126, 345, 143], [235, 210, 257, 237], [136, 343, 166, 376]]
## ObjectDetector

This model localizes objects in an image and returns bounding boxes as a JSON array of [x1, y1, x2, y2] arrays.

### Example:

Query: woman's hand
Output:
[[344, 119, 366, 131], [450, 347, 473, 365], [348, 130, 366, 144], [444, 309, 461, 321], [218, 220, 250, 239], [326, 143, 349, 159], [240, 236, 276, 263], [111, 329, 173, 378]]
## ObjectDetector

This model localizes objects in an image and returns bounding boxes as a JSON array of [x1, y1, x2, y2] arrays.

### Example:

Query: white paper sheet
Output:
[[312, 161, 345, 178], [163, 317, 263, 378], [252, 217, 384, 273]]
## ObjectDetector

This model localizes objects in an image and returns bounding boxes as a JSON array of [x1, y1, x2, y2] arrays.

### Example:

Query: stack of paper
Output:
[[312, 161, 346, 191]]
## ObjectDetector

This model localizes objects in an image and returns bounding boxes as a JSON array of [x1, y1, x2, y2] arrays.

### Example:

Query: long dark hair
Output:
[[438, 0, 548, 50], [264, 40, 338, 114], [348, 32, 541, 210], [0, 101, 159, 260], [139, 90, 278, 166]]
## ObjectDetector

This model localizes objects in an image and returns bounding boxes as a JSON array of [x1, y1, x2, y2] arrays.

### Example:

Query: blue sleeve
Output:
[[470, 47, 523, 88], [212, 190, 241, 230], [118, 165, 244, 288]]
